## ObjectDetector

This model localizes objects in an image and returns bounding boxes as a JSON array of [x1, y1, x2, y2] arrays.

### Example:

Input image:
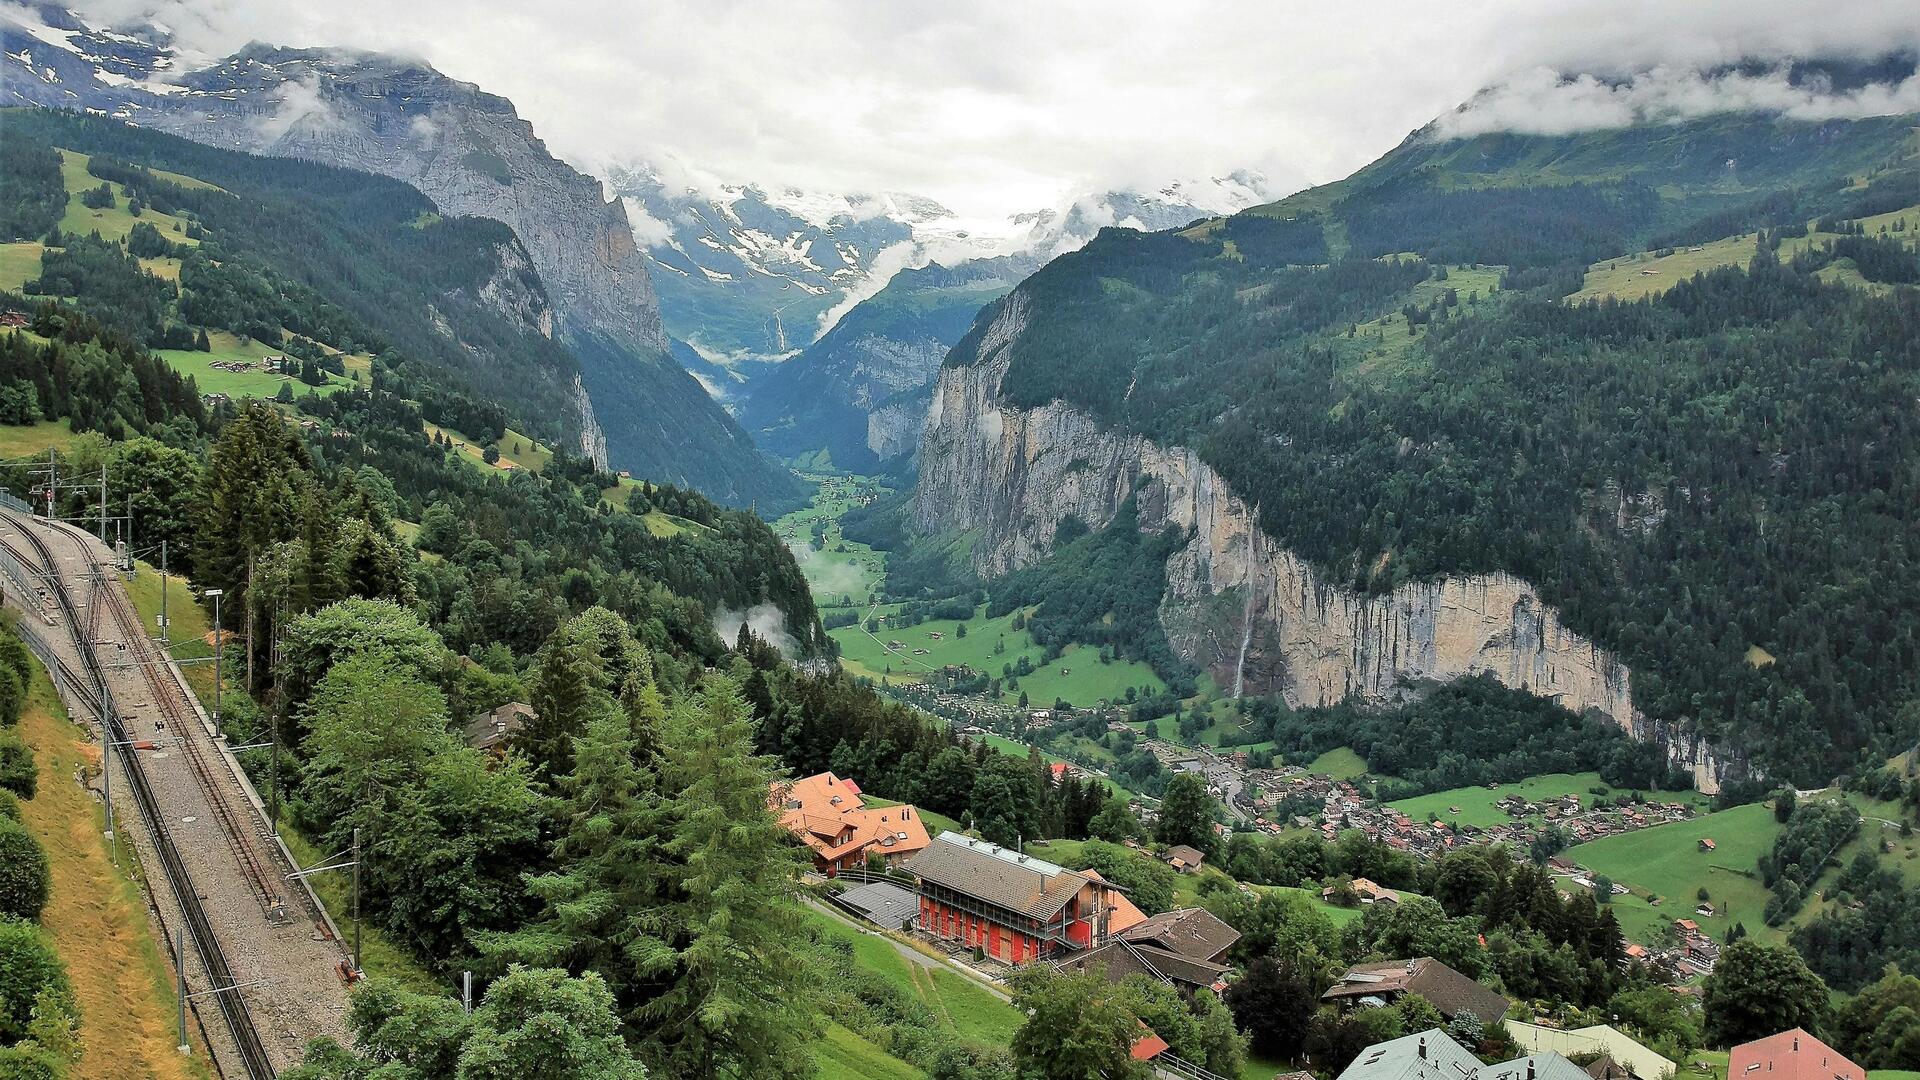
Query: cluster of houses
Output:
[[207, 354, 293, 374], [770, 770, 933, 877], [1644, 918, 1722, 978], [0, 310, 30, 329], [1333, 1023, 1859, 1080]]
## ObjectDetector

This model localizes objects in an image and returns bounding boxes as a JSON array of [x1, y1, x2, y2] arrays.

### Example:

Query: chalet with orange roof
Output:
[[1729, 1029, 1862, 1080], [770, 771, 931, 877]]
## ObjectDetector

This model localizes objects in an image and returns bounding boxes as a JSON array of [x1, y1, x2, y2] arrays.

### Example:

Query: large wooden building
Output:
[[902, 832, 1124, 964]]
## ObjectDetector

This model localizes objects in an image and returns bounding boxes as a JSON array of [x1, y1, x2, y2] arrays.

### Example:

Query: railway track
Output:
[[90, 570, 287, 919], [0, 512, 279, 1080]]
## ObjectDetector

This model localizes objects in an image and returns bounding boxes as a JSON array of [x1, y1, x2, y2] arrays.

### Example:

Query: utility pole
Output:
[[44, 448, 55, 518], [205, 589, 223, 736], [245, 553, 254, 695], [175, 919, 188, 1054], [98, 461, 106, 541], [463, 971, 473, 1014], [351, 827, 362, 975], [159, 540, 168, 647]]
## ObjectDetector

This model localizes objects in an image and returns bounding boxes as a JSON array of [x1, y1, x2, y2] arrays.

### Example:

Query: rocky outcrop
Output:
[[867, 391, 930, 464], [473, 240, 557, 341], [136, 46, 668, 359], [916, 301, 1733, 791]]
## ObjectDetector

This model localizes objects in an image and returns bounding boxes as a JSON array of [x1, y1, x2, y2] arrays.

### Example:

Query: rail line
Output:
[[90, 569, 285, 918], [1, 512, 277, 1079]]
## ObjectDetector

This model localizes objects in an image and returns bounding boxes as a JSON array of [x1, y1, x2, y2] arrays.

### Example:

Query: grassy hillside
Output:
[[1389, 773, 1709, 830], [1567, 802, 1782, 944], [12, 664, 212, 1079]]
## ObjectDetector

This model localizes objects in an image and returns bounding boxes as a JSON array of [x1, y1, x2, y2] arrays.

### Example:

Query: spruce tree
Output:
[[635, 679, 818, 1079]]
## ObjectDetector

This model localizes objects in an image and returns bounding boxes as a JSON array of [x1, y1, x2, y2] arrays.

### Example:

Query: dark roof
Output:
[[1166, 844, 1207, 865], [1584, 1057, 1627, 1080], [464, 702, 535, 751], [902, 832, 1092, 920], [1061, 939, 1228, 991], [1119, 907, 1240, 962], [1323, 958, 1510, 1023], [835, 881, 921, 931]]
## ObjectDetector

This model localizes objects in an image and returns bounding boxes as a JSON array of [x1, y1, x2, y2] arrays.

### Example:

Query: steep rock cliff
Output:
[[916, 302, 1730, 791], [1, 15, 800, 504]]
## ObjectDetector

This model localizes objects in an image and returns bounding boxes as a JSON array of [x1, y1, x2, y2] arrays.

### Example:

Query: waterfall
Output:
[[1232, 507, 1258, 698]]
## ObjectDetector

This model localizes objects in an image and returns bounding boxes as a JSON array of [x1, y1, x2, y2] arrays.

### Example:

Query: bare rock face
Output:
[[917, 301, 1731, 792], [143, 47, 668, 362]]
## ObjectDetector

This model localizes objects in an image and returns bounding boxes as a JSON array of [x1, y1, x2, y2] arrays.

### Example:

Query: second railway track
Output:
[[0, 511, 353, 1077]]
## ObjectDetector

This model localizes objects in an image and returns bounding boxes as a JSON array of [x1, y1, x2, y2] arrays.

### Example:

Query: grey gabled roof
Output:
[[1119, 907, 1241, 962], [1335, 1028, 1486, 1080], [1324, 958, 1510, 1024], [1335, 1029, 1588, 1080], [835, 881, 920, 930], [902, 832, 1091, 920]]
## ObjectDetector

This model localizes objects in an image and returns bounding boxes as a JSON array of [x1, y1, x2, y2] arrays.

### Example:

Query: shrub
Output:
[[0, 918, 70, 1043], [0, 824, 48, 921], [0, 732, 33, 799]]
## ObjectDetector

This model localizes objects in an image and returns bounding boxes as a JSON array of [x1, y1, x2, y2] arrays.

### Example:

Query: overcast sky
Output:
[[78, 0, 1920, 218]]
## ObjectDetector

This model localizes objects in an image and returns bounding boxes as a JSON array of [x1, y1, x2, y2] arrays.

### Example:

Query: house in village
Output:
[[1728, 1030, 1862, 1080], [1163, 844, 1207, 874], [771, 771, 931, 877], [1335, 1029, 1588, 1080], [1505, 1020, 1676, 1080], [1062, 906, 1241, 996], [902, 831, 1127, 965], [1323, 957, 1511, 1025], [464, 701, 535, 755]]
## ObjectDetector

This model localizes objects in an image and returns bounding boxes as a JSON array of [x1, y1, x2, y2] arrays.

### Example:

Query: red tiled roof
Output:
[[1729, 1029, 1863, 1080], [1131, 1030, 1170, 1061]]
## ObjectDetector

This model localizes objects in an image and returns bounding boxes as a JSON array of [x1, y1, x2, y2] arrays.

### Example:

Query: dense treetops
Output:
[[938, 112, 1920, 783]]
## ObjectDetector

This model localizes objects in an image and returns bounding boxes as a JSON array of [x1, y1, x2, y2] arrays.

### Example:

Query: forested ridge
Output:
[[941, 105, 1920, 784], [0, 108, 588, 444]]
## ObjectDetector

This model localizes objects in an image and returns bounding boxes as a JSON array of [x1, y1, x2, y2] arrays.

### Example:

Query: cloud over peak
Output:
[[1436, 60, 1920, 140]]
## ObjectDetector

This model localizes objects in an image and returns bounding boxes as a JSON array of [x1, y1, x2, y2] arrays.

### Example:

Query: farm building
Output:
[[902, 831, 1126, 964], [1324, 957, 1510, 1024], [1728, 1029, 1862, 1080]]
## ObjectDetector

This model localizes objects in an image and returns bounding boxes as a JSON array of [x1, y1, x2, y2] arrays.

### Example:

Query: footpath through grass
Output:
[[14, 664, 211, 1079]]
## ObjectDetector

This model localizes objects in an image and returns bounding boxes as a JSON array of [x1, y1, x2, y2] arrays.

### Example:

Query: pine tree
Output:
[[524, 636, 609, 780], [635, 679, 819, 1079], [482, 710, 663, 1010]]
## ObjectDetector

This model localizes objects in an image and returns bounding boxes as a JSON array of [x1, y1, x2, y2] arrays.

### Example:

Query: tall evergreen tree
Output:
[[633, 679, 818, 1080]]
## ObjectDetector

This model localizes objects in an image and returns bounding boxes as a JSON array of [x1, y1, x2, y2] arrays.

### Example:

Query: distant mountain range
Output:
[[612, 161, 1281, 468], [615, 163, 1277, 373], [0, 2, 801, 506]]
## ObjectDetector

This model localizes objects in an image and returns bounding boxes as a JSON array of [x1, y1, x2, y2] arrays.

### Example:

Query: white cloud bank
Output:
[[1438, 64, 1920, 139], [60, 0, 1920, 220]]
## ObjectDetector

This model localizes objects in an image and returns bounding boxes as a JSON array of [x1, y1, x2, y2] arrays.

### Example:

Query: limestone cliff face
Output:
[[135, 47, 669, 358], [867, 387, 934, 464], [916, 301, 1730, 791]]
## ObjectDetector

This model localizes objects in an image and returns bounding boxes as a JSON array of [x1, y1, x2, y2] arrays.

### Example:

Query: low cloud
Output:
[[812, 239, 918, 336], [713, 603, 798, 656], [621, 195, 676, 248], [787, 540, 868, 600], [253, 74, 343, 142], [1437, 63, 1920, 139]]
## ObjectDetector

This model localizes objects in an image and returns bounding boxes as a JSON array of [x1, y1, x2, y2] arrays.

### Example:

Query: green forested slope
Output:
[[945, 105, 1920, 785]]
